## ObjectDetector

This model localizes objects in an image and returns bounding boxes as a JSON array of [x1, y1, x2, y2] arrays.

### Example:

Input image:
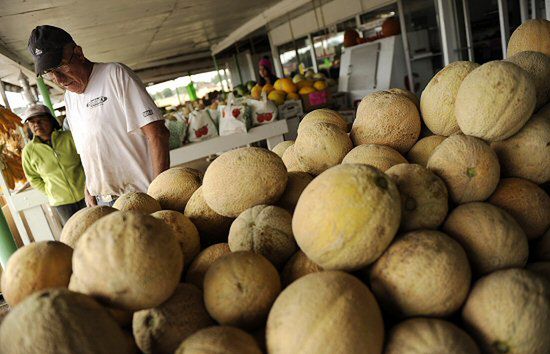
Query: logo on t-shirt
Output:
[[86, 96, 108, 108], [142, 109, 154, 117]]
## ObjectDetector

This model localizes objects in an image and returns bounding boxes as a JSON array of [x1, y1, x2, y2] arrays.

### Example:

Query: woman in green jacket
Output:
[[21, 104, 86, 225]]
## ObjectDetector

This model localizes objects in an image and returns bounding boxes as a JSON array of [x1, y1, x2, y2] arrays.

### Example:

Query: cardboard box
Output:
[[278, 100, 303, 119]]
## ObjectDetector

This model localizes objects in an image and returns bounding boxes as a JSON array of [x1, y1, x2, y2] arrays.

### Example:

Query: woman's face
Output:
[[27, 115, 54, 140], [259, 65, 269, 78]]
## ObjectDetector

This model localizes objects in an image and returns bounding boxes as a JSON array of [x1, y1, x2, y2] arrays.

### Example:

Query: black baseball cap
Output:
[[28, 25, 75, 75]]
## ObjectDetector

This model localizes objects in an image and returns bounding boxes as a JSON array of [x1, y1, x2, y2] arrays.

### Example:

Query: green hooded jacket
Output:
[[22, 130, 85, 206]]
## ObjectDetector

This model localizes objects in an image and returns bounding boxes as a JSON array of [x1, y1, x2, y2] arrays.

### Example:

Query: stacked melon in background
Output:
[[0, 19, 549, 354]]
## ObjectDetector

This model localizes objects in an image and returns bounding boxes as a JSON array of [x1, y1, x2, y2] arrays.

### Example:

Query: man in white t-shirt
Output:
[[28, 25, 170, 206]]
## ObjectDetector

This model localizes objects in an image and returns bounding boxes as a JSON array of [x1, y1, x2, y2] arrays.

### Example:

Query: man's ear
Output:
[[73, 45, 85, 60]]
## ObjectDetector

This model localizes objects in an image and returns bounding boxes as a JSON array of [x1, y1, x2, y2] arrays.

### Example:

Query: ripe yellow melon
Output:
[[0, 289, 130, 354], [262, 84, 274, 94], [342, 144, 407, 171], [406, 135, 446, 167], [184, 187, 233, 246], [147, 167, 202, 212], [204, 252, 280, 329], [175, 326, 262, 354], [133, 283, 214, 354], [293, 164, 401, 270], [420, 61, 480, 136], [250, 85, 262, 100], [427, 135, 500, 203], [60, 206, 116, 248], [228, 205, 296, 267], [70, 211, 183, 311], [271, 140, 294, 158], [298, 109, 348, 134], [273, 79, 282, 91], [388, 88, 420, 110], [268, 90, 286, 105], [298, 86, 316, 95], [536, 229, 550, 261], [151, 210, 201, 266], [443, 202, 528, 275], [455, 61, 536, 141], [386, 163, 448, 231], [488, 178, 550, 239], [1, 241, 72, 307], [462, 268, 550, 354], [281, 144, 303, 172], [281, 250, 322, 287], [385, 318, 480, 354], [280, 78, 297, 93], [276, 171, 313, 213], [351, 90, 421, 153], [113, 191, 161, 214], [293, 122, 353, 175], [202, 147, 287, 218], [286, 92, 300, 100], [185, 243, 231, 289], [313, 80, 327, 91], [491, 104, 550, 184], [507, 19, 550, 57], [370, 230, 471, 317], [297, 79, 314, 88], [507, 51, 550, 110], [266, 271, 384, 354]]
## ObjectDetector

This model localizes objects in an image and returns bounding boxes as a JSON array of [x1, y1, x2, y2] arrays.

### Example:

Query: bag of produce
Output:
[[247, 93, 278, 126], [164, 112, 187, 149], [219, 94, 251, 136], [186, 109, 218, 143]]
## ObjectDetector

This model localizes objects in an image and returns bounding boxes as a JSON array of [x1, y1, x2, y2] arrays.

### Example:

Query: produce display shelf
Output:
[[169, 119, 289, 166]]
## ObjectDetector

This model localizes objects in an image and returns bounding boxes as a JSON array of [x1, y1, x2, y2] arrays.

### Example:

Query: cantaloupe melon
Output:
[[342, 144, 407, 171], [112, 192, 161, 214], [507, 51, 550, 110], [293, 122, 353, 175], [202, 147, 287, 217], [297, 109, 348, 134], [147, 167, 202, 211], [527, 262, 550, 283], [443, 202, 528, 275], [60, 206, 116, 248], [281, 250, 322, 287], [488, 178, 550, 239], [507, 19, 550, 57], [385, 318, 480, 354], [266, 271, 384, 354], [351, 90, 421, 153], [70, 211, 183, 311], [281, 144, 302, 172], [271, 140, 294, 158], [388, 88, 420, 110], [185, 243, 231, 289], [151, 210, 201, 266], [228, 205, 296, 268], [386, 163, 448, 231], [175, 326, 262, 354], [420, 61, 479, 136], [293, 164, 401, 271], [203, 251, 280, 329], [455, 61, 536, 141], [462, 268, 550, 354], [133, 283, 214, 354], [0, 289, 130, 354], [536, 229, 550, 261], [427, 135, 500, 203], [1, 241, 73, 307], [184, 187, 233, 246], [491, 105, 550, 184], [276, 171, 313, 213], [406, 135, 446, 167], [370, 230, 471, 317]]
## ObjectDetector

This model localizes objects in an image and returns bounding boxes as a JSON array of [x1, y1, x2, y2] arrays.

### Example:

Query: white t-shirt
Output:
[[65, 62, 163, 196]]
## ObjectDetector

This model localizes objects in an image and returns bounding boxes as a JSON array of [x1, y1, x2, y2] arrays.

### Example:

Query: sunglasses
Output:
[[42, 47, 75, 80]]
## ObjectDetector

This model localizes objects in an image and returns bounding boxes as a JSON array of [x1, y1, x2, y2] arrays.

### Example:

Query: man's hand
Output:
[[142, 120, 170, 178], [85, 187, 97, 207]]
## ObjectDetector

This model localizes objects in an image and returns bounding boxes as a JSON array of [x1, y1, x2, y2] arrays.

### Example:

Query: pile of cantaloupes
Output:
[[1, 19, 550, 354]]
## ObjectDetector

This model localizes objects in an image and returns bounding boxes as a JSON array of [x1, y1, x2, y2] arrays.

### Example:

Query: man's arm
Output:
[[141, 120, 170, 178], [84, 187, 97, 207]]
